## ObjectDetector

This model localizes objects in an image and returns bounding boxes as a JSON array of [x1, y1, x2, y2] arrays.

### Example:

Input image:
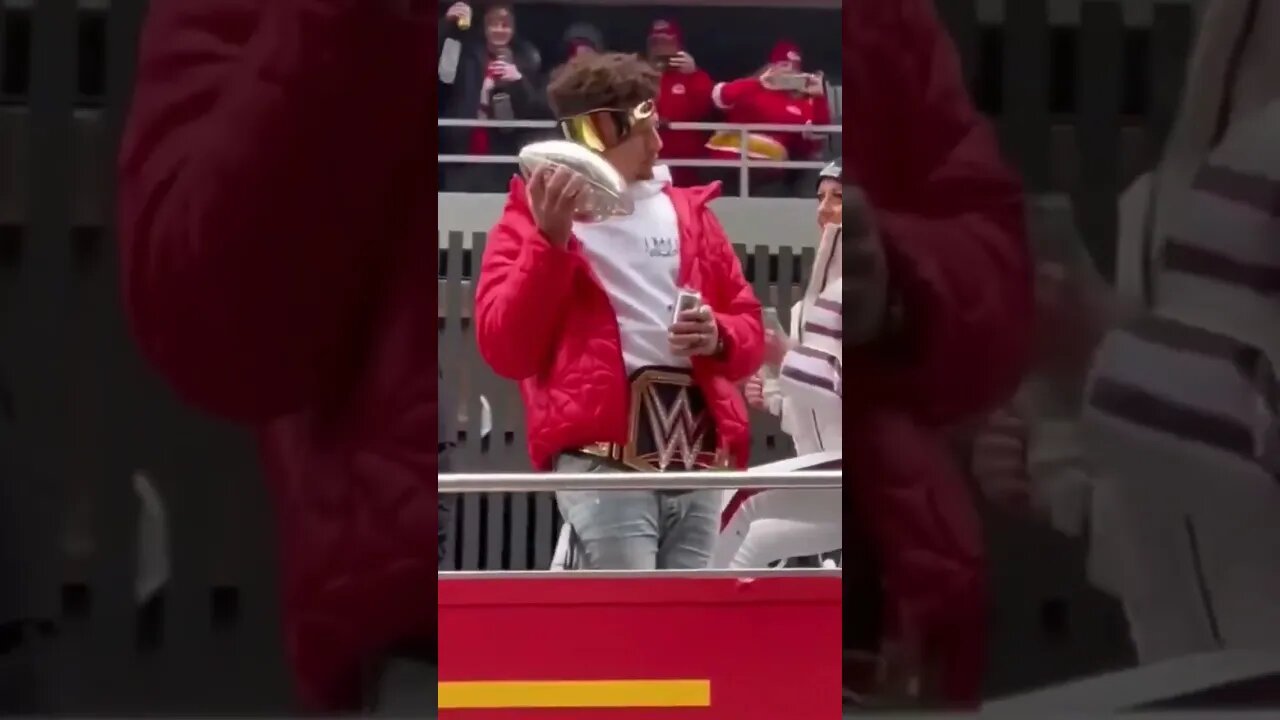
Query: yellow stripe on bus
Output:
[[437, 679, 712, 708]]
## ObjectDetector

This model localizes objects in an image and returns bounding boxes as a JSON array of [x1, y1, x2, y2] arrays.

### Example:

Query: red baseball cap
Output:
[[649, 18, 683, 46], [770, 40, 803, 67]]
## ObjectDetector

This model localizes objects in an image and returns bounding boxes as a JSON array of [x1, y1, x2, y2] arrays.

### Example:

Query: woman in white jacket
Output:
[[709, 159, 847, 569], [978, 0, 1280, 663], [1081, 0, 1280, 661]]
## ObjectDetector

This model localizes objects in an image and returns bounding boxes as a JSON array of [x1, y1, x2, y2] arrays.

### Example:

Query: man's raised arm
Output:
[[117, 0, 431, 422], [845, 0, 1033, 425]]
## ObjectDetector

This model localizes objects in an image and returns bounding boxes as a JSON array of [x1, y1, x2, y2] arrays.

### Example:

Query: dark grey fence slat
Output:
[[0, 2, 72, 708], [776, 245, 797, 333], [82, 0, 144, 709], [935, 0, 980, 94], [1003, 0, 1052, 191], [1146, 3, 1195, 167], [532, 492, 558, 569], [23, 1, 120, 712], [21, 0, 78, 623], [508, 491, 530, 570], [1075, 1, 1125, 278], [0, 4, 8, 103], [750, 244, 770, 311]]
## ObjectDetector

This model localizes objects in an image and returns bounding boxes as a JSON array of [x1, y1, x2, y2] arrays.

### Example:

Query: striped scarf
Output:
[[781, 222, 846, 409], [780, 278, 843, 405], [1084, 100, 1280, 483]]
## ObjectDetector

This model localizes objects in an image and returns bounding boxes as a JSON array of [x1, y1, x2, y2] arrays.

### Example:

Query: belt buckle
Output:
[[623, 369, 720, 472]]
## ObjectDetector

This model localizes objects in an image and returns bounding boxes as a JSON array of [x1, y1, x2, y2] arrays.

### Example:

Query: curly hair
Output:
[[546, 52, 660, 119]]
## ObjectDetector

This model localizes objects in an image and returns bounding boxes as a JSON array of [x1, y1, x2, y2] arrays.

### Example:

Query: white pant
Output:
[[1095, 478, 1280, 663], [710, 489, 842, 568], [1085, 426, 1280, 663]]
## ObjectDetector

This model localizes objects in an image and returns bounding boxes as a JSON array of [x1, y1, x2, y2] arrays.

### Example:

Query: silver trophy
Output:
[[517, 140, 633, 223]]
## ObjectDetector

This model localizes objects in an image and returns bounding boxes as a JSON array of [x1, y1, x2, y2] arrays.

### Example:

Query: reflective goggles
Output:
[[558, 99, 658, 152]]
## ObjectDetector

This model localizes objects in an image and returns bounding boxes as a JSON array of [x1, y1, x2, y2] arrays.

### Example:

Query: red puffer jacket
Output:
[[117, 0, 437, 711], [475, 177, 764, 469], [844, 0, 1032, 707]]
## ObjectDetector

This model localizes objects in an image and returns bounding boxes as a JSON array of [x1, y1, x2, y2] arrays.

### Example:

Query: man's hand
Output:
[[1035, 262, 1114, 380], [743, 373, 768, 410], [805, 71, 825, 97], [668, 51, 698, 75], [969, 408, 1031, 512], [669, 305, 720, 357], [527, 166, 586, 248], [762, 326, 795, 368], [445, 1, 471, 22], [758, 64, 784, 89]]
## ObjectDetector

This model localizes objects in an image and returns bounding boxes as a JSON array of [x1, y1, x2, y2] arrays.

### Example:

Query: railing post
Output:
[[738, 128, 750, 198]]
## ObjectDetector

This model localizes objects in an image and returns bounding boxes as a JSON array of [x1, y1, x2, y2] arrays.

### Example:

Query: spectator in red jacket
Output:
[[474, 52, 763, 571], [646, 19, 714, 187], [839, 0, 1032, 708], [114, 0, 1024, 712], [709, 39, 831, 196]]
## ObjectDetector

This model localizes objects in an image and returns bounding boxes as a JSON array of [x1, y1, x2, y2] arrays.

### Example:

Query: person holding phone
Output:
[[475, 52, 764, 571], [647, 19, 714, 187], [437, 2, 547, 191], [707, 40, 830, 196]]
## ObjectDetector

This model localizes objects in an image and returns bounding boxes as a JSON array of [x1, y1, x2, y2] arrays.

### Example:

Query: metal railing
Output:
[[438, 469, 842, 494], [437, 118, 842, 198], [441, 568, 838, 579], [439, 469, 843, 577]]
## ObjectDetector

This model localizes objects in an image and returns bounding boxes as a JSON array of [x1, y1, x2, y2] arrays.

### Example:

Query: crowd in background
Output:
[[437, 1, 840, 196]]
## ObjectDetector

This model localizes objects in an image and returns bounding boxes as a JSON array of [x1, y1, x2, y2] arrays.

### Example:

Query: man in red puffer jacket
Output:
[[116, 0, 437, 712], [114, 0, 1024, 712], [840, 0, 1032, 709], [646, 18, 714, 187], [475, 52, 763, 572]]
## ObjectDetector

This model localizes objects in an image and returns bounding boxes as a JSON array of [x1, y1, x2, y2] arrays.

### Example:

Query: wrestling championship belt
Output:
[[579, 367, 729, 472]]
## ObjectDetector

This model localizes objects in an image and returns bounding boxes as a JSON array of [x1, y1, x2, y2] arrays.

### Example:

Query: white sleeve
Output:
[[779, 287, 841, 412]]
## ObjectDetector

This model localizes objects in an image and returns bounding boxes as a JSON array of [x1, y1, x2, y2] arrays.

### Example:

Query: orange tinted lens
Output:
[[560, 114, 609, 152]]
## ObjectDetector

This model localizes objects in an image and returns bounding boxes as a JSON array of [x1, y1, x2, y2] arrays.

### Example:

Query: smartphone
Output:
[[490, 91, 514, 121], [772, 72, 811, 92], [672, 288, 702, 326]]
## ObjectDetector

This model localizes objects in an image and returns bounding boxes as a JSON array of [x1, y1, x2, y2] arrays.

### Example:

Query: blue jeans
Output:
[[554, 455, 721, 570]]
